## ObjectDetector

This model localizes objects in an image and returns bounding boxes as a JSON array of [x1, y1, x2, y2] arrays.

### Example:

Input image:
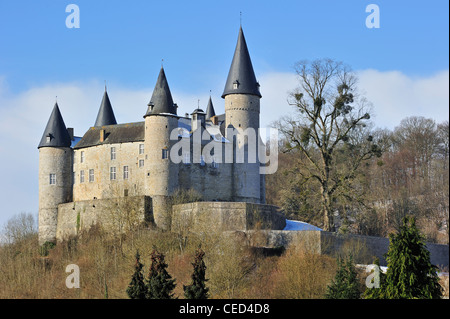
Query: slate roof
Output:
[[74, 122, 145, 149], [222, 27, 261, 98], [205, 96, 216, 119], [94, 90, 117, 127], [145, 67, 177, 116], [38, 103, 72, 149]]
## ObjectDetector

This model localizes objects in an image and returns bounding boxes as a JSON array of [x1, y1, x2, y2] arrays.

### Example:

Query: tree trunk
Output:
[[320, 184, 333, 231]]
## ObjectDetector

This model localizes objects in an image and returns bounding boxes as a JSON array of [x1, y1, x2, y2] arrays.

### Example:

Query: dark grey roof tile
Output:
[[94, 90, 117, 127], [222, 27, 261, 98], [74, 122, 144, 149], [38, 103, 72, 149]]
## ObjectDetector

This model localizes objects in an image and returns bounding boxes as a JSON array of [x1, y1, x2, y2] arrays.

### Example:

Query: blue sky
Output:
[[0, 0, 448, 228], [1, 0, 448, 91]]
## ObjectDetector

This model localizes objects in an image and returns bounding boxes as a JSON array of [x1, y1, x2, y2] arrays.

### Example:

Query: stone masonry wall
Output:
[[56, 195, 152, 241], [171, 202, 286, 234], [242, 230, 449, 268], [73, 142, 146, 201]]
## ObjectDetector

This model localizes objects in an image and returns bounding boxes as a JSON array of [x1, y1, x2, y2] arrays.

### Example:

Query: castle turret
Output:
[[144, 67, 179, 229], [205, 96, 216, 120], [223, 27, 262, 203], [94, 88, 117, 127], [38, 103, 73, 245]]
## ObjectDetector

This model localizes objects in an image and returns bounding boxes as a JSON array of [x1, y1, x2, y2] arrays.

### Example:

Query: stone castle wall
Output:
[[73, 142, 146, 201], [241, 230, 449, 268], [55, 197, 449, 269], [56, 195, 152, 241], [171, 201, 286, 234]]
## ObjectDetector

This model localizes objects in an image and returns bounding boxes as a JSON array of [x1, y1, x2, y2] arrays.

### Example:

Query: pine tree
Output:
[[325, 254, 360, 299], [184, 248, 209, 299], [146, 249, 176, 299], [126, 251, 147, 299], [363, 258, 386, 299], [381, 216, 442, 299]]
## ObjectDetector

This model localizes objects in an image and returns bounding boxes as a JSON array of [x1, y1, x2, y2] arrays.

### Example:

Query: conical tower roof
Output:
[[145, 67, 177, 116], [205, 96, 216, 119], [38, 103, 72, 148], [94, 89, 117, 126], [222, 27, 261, 98]]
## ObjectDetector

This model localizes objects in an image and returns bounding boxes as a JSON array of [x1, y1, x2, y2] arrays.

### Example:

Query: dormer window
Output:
[[46, 134, 52, 143], [233, 80, 240, 90]]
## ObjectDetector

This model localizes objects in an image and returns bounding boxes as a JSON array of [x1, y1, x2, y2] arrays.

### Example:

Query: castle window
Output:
[[80, 170, 85, 183], [49, 173, 56, 185], [162, 148, 168, 159], [123, 166, 129, 179], [139, 144, 144, 155], [89, 169, 94, 182], [110, 167, 116, 180], [139, 159, 144, 168], [80, 151, 85, 163], [233, 80, 239, 90], [111, 147, 116, 160]]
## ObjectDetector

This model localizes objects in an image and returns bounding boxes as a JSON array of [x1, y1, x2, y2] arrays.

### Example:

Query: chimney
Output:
[[100, 129, 105, 142], [67, 128, 74, 141]]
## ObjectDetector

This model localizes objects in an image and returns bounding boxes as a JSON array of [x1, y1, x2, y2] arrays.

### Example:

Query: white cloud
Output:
[[357, 69, 449, 129], [0, 68, 448, 227], [258, 72, 298, 130]]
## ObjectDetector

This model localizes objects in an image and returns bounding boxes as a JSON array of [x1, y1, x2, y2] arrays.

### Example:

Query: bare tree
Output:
[[275, 59, 382, 231], [1, 212, 37, 244]]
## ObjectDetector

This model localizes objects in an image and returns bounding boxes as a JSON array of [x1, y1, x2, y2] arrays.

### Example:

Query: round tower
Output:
[[144, 67, 179, 230], [38, 103, 73, 245], [222, 27, 262, 203]]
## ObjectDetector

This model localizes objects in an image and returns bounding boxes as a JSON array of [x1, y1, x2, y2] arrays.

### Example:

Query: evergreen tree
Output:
[[126, 251, 147, 299], [325, 255, 360, 299], [146, 249, 176, 299], [184, 248, 209, 299], [363, 258, 386, 299], [381, 216, 442, 299]]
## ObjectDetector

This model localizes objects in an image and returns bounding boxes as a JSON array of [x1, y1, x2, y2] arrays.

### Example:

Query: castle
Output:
[[37, 27, 284, 245], [36, 26, 449, 269]]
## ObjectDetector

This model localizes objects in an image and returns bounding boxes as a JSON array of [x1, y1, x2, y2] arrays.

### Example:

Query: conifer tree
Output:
[[146, 249, 176, 299], [184, 248, 209, 299], [363, 258, 386, 299], [325, 255, 360, 299], [381, 216, 442, 299], [126, 251, 147, 299]]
